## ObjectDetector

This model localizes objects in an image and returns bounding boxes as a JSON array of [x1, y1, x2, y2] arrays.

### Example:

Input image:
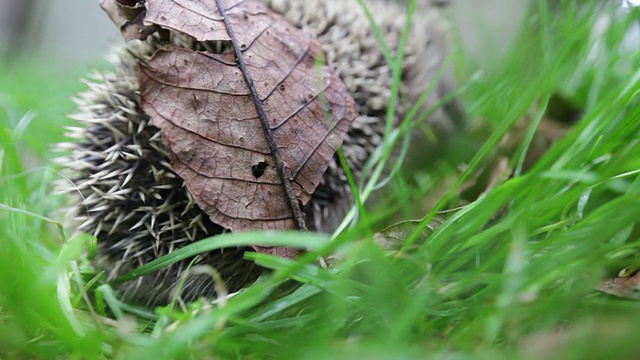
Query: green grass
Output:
[[2, 1, 640, 358]]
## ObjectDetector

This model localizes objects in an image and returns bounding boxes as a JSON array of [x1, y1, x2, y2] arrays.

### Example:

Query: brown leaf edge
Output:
[[99, 0, 156, 41]]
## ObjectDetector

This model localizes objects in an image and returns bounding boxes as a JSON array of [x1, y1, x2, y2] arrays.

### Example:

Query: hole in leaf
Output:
[[199, 40, 234, 54], [252, 161, 269, 178]]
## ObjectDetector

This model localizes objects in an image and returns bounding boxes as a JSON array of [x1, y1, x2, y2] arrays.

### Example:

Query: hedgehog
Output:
[[55, 0, 459, 306]]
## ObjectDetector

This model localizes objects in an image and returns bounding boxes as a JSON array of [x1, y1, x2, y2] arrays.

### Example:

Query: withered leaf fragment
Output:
[[138, 0, 357, 243], [99, 0, 155, 40], [596, 267, 640, 299]]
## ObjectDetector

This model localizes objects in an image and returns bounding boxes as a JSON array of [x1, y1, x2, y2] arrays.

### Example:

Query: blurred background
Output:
[[0, 0, 119, 69], [0, 0, 531, 69]]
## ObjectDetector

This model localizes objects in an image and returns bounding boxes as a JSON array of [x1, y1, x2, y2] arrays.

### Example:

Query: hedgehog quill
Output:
[[56, 0, 459, 306]]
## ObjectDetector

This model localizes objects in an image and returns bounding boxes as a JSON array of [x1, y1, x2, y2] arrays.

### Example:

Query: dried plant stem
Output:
[[216, 0, 307, 231]]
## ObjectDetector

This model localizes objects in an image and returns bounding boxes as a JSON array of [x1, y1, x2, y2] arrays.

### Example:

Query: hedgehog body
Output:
[[57, 0, 456, 305]]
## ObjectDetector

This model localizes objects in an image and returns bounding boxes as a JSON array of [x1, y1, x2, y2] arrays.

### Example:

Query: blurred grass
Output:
[[0, 59, 93, 358], [0, 60, 85, 157], [1, 0, 640, 359]]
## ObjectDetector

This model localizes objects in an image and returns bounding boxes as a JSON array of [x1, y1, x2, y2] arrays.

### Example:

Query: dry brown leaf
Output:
[[596, 267, 640, 299], [134, 0, 356, 254]]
